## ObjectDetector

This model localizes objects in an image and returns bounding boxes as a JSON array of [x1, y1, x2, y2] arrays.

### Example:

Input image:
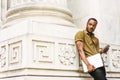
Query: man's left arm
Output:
[[99, 45, 110, 54]]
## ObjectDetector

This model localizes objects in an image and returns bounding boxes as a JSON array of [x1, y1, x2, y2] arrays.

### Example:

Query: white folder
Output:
[[81, 53, 103, 72]]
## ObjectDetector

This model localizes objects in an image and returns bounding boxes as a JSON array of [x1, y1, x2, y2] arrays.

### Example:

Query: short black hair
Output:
[[87, 18, 98, 24]]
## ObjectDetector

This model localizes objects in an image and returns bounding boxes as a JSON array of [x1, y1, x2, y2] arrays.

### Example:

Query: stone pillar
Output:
[[0, 1, 80, 80], [5, 0, 74, 27]]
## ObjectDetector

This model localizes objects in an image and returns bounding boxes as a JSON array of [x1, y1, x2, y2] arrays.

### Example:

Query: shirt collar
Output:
[[84, 30, 94, 36]]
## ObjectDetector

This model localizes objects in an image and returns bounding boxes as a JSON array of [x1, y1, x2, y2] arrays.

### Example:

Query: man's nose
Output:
[[90, 25, 93, 28]]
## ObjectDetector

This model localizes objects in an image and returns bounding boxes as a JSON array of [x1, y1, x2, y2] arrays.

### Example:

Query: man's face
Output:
[[86, 20, 97, 33]]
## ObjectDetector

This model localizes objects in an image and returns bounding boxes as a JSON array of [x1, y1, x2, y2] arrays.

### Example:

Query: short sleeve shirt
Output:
[[75, 30, 100, 57]]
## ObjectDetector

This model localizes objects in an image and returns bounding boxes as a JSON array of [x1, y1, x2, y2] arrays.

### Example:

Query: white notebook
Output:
[[81, 53, 103, 72]]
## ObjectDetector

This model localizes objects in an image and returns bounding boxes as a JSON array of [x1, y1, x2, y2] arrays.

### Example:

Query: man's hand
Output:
[[87, 64, 95, 72], [101, 45, 110, 53]]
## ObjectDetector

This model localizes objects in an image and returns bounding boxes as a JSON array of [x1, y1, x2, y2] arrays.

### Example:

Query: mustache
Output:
[[90, 28, 94, 30], [86, 28, 95, 32]]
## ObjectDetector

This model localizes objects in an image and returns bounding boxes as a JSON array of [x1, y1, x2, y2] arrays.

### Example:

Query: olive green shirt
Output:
[[75, 30, 99, 57]]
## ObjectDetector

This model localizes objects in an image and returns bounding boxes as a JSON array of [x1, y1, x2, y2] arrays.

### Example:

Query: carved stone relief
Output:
[[9, 41, 22, 65], [0, 46, 7, 68], [33, 40, 54, 63], [111, 49, 120, 68], [58, 44, 76, 65], [101, 53, 108, 67]]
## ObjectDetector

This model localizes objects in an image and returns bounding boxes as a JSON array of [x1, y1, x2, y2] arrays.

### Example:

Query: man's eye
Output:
[[89, 23, 92, 25]]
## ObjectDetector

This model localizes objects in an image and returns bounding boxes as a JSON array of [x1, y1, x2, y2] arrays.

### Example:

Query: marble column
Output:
[[5, 0, 74, 27]]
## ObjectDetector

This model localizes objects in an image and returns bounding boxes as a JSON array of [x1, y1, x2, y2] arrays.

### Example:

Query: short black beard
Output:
[[86, 27, 93, 33]]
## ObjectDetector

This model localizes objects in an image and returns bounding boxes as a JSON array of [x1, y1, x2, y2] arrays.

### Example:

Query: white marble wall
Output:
[[97, 0, 120, 45], [68, 0, 120, 45]]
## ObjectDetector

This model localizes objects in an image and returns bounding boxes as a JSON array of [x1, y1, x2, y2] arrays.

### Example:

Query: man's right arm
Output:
[[75, 41, 95, 72]]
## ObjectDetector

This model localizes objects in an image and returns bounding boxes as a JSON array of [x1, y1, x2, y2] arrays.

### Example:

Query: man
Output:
[[75, 18, 109, 80]]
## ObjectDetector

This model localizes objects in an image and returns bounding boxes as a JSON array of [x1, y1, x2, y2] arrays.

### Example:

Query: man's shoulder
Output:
[[76, 30, 85, 34]]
